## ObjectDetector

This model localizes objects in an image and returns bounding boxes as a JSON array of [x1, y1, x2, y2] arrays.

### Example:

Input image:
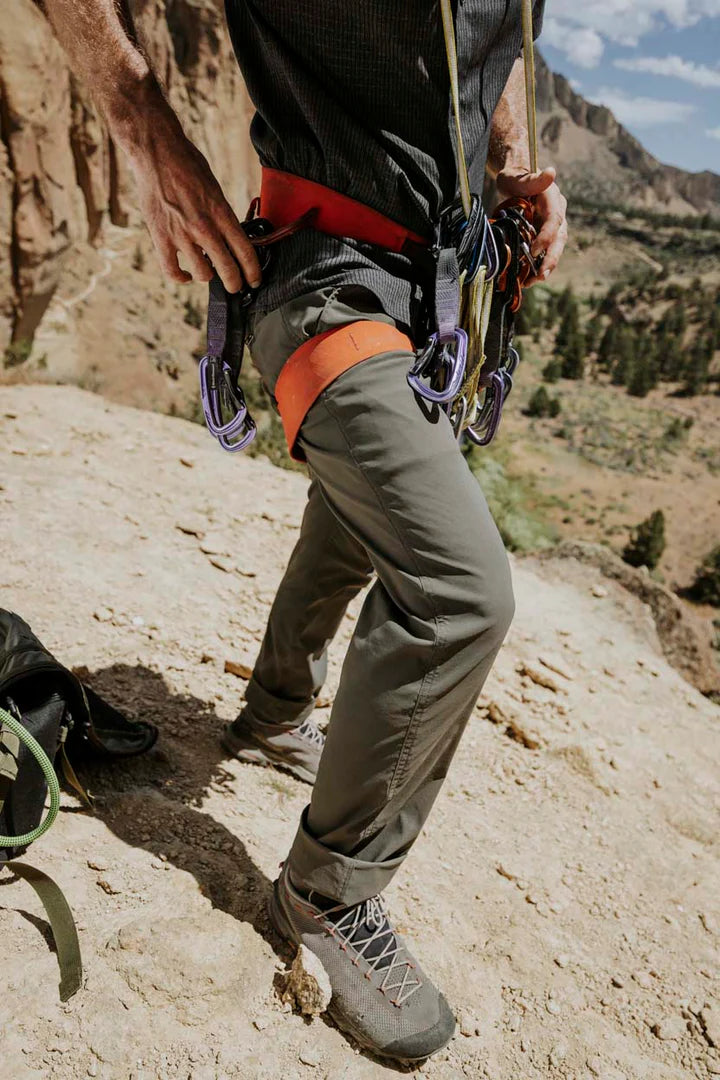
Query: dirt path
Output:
[[1, 385, 718, 1080]]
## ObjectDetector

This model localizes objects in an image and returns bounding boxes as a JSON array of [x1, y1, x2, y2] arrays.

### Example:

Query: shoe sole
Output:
[[269, 883, 451, 1065], [221, 730, 317, 786]]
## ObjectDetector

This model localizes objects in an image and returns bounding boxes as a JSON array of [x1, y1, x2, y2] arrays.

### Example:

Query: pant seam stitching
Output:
[[316, 389, 447, 807]]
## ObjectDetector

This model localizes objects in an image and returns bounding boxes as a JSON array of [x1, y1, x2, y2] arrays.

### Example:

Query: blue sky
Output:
[[540, 1, 720, 175]]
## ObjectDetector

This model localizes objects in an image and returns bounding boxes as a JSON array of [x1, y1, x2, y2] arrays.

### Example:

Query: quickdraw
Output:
[[407, 0, 540, 446], [198, 205, 315, 452]]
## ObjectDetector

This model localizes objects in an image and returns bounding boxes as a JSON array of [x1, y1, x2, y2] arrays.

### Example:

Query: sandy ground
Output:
[[1, 385, 719, 1080]]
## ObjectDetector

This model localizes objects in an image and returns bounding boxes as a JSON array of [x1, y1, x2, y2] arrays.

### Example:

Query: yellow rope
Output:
[[521, 0, 538, 173], [440, 0, 472, 219]]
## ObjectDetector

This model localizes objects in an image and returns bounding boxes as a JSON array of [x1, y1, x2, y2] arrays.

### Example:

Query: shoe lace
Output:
[[314, 895, 422, 1006], [298, 720, 325, 747]]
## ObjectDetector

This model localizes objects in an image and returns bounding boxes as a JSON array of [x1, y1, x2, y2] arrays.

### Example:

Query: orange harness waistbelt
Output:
[[275, 321, 414, 461], [260, 168, 429, 255]]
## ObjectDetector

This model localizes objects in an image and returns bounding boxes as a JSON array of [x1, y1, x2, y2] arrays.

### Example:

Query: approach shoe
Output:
[[270, 864, 456, 1062], [221, 710, 324, 785]]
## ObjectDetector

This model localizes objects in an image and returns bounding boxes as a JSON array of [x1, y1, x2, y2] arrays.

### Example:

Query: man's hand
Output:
[[130, 115, 261, 293], [495, 165, 568, 285], [41, 0, 260, 294]]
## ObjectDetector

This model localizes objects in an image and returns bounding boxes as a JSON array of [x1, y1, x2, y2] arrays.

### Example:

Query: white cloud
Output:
[[589, 86, 697, 126], [707, 126, 720, 140], [543, 18, 605, 67], [547, 1, 720, 47], [614, 54, 720, 87]]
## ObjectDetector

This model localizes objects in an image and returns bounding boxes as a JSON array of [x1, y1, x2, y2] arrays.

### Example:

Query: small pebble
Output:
[[298, 1048, 321, 1067], [549, 1041, 567, 1066], [591, 584, 608, 598], [653, 1016, 687, 1041]]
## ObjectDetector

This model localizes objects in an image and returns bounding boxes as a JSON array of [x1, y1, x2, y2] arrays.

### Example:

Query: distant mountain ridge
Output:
[[535, 53, 720, 218]]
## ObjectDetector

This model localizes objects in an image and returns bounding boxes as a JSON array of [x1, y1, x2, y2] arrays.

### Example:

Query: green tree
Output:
[[622, 510, 666, 570], [681, 337, 710, 396], [515, 288, 540, 337], [560, 333, 585, 380], [525, 386, 562, 418], [686, 545, 720, 607], [555, 291, 585, 380], [611, 326, 635, 387], [542, 357, 562, 383]]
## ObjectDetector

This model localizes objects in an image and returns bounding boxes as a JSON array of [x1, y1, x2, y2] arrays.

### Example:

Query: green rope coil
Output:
[[0, 706, 60, 848]]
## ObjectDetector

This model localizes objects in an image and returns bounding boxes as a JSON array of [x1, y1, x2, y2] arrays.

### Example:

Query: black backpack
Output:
[[0, 609, 158, 999]]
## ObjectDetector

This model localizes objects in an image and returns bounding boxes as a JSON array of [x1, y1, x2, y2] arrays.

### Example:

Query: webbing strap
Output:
[[275, 321, 414, 461], [206, 274, 229, 358], [6, 861, 83, 1001]]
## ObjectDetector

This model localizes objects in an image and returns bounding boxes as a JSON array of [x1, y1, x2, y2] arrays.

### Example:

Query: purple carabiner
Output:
[[198, 355, 256, 451], [407, 328, 468, 404], [465, 366, 517, 446]]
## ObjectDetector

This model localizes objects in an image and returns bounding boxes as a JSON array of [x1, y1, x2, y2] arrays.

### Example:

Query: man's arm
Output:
[[487, 58, 568, 283], [42, 0, 260, 292]]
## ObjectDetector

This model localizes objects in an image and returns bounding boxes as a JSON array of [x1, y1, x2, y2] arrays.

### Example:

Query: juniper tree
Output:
[[622, 510, 666, 571], [687, 545, 720, 607]]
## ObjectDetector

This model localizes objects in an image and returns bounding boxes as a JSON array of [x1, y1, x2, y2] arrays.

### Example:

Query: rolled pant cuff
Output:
[[286, 807, 406, 905], [244, 674, 317, 728]]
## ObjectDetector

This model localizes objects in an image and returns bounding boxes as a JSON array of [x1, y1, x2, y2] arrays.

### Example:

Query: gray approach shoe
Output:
[[221, 712, 324, 785], [270, 865, 456, 1062]]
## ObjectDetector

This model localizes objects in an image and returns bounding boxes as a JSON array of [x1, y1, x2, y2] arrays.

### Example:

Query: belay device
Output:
[[198, 0, 541, 454]]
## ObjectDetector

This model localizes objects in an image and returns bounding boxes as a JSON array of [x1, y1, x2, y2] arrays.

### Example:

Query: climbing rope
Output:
[[0, 706, 60, 849]]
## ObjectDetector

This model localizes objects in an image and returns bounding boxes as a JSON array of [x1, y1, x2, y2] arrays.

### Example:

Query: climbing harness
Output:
[[199, 0, 540, 454]]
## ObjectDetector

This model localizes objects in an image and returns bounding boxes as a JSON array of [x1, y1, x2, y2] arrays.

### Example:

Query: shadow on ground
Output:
[[73, 663, 416, 1074]]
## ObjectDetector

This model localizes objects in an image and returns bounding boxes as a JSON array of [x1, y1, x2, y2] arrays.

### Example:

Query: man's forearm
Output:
[[487, 58, 530, 178], [41, 0, 179, 159]]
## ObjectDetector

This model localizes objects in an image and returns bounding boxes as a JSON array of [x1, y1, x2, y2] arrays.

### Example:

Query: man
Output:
[[45, 0, 567, 1063]]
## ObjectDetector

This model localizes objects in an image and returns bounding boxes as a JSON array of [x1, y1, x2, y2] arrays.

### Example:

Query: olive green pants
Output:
[[245, 286, 514, 904]]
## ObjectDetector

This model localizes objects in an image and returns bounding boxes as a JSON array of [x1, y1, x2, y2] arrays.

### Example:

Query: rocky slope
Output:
[[1, 384, 719, 1080], [535, 54, 720, 216]]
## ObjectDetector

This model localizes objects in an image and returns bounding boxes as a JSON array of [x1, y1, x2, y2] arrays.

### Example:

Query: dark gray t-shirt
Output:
[[224, 0, 544, 330]]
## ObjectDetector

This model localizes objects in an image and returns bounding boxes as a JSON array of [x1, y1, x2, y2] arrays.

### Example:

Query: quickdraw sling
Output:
[[198, 0, 540, 454]]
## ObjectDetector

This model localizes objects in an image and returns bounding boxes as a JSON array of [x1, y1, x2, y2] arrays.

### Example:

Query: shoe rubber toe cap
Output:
[[381, 995, 456, 1062]]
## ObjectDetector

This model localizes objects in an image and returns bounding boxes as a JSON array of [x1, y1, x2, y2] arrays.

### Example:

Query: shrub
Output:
[[3, 340, 32, 368], [622, 510, 666, 570], [542, 358, 562, 383], [525, 385, 561, 418], [686, 546, 720, 607]]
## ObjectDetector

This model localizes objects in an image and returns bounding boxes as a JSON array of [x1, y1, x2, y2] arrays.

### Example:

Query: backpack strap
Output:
[[5, 861, 83, 1001]]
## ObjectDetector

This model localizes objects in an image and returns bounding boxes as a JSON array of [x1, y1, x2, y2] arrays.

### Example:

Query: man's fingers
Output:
[[156, 236, 192, 284], [220, 211, 262, 288], [201, 234, 246, 294], [499, 165, 556, 198], [528, 225, 568, 284], [532, 212, 565, 257], [178, 242, 215, 284]]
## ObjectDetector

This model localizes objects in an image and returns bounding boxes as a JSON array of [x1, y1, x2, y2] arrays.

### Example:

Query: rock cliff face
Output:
[[535, 53, 720, 215], [0, 0, 258, 351]]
